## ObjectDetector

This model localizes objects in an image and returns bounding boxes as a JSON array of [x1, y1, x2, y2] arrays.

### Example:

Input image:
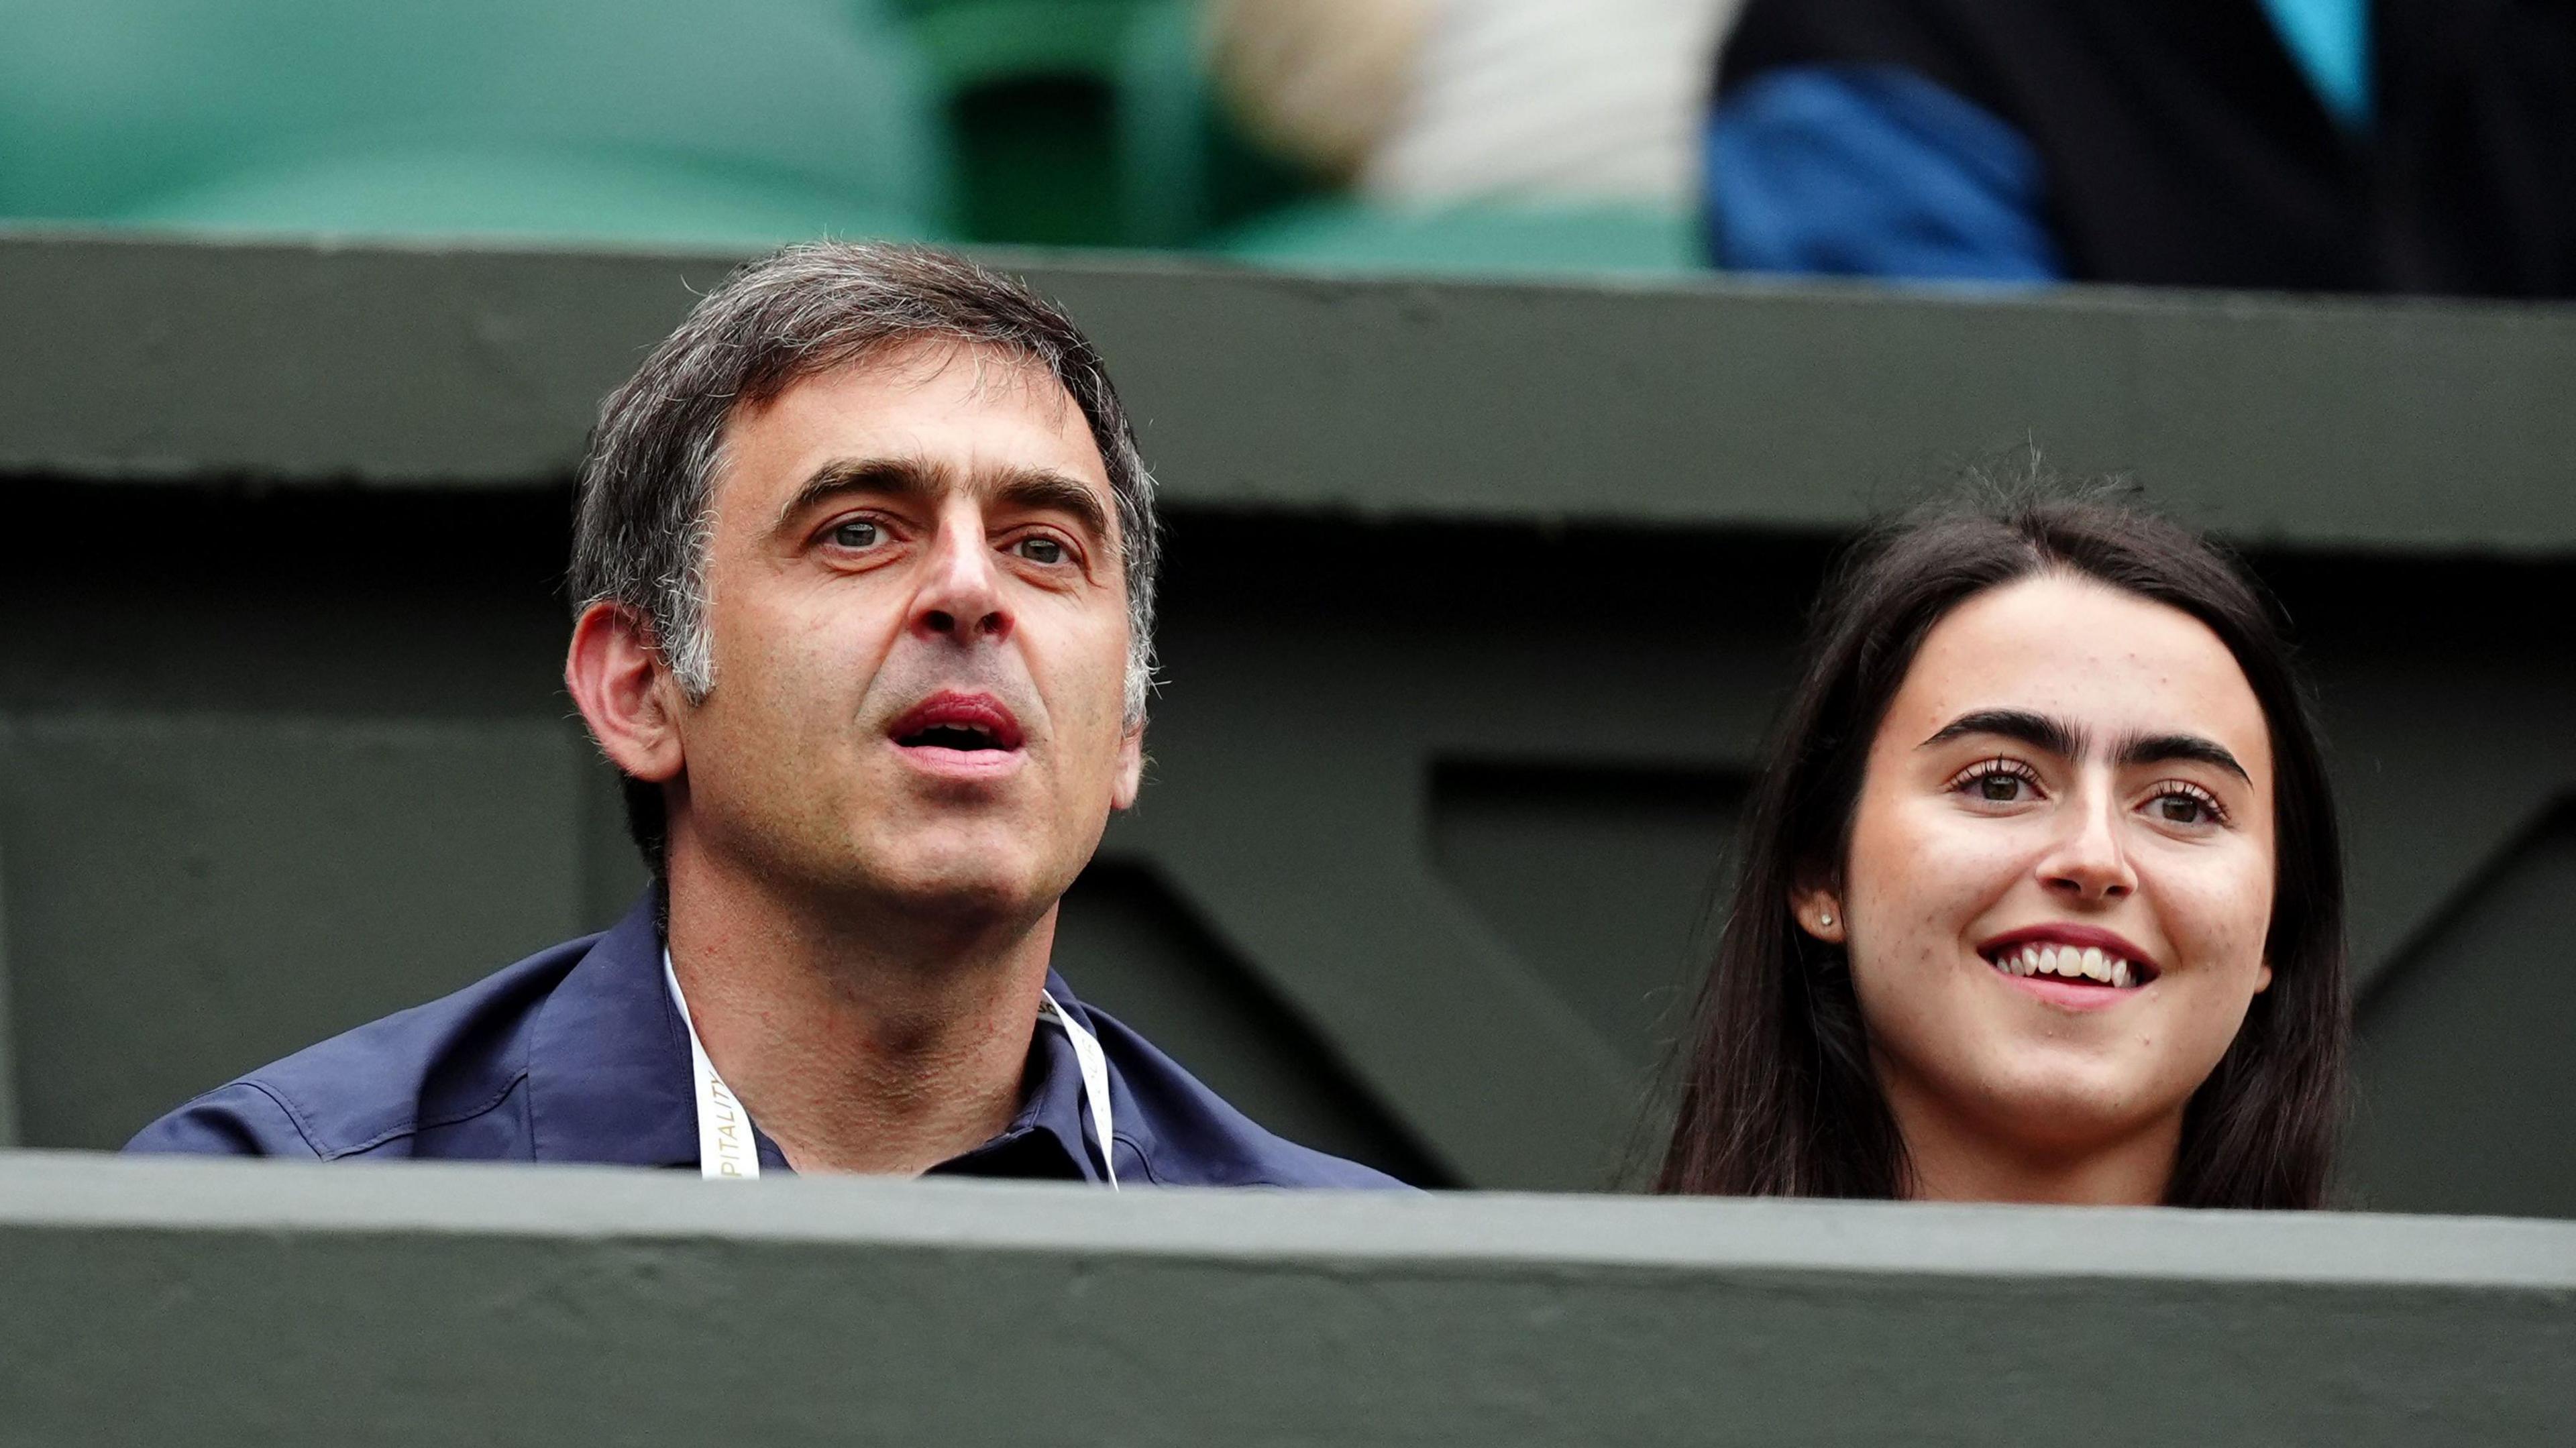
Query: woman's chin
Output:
[[1964, 1063, 2178, 1156]]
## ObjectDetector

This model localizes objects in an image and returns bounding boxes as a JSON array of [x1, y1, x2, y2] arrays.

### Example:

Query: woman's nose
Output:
[[2039, 787, 2137, 903]]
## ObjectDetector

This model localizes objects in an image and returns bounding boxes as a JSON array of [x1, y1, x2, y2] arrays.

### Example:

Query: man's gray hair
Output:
[[571, 241, 1162, 716], [570, 241, 1162, 871]]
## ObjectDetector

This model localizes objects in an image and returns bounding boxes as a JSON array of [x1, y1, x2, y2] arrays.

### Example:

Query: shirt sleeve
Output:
[[123, 1080, 327, 1158], [1705, 62, 2066, 282]]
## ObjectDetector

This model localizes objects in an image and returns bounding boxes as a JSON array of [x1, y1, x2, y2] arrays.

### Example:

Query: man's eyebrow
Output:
[[773, 457, 939, 533], [1920, 709, 2084, 758], [2116, 732, 2252, 783], [991, 468, 1114, 545]]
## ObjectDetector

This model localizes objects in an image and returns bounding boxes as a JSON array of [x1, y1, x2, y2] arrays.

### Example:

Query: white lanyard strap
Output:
[[1040, 990, 1120, 1190], [663, 952, 759, 1180], [664, 952, 1118, 1188]]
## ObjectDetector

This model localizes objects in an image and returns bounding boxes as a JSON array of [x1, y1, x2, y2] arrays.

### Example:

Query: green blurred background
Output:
[[0, 0, 1697, 273]]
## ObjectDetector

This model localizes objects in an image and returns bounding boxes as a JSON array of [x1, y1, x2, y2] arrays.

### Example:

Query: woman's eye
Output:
[[1951, 761, 2038, 803], [1012, 537, 1067, 565], [2151, 790, 2220, 826], [830, 520, 883, 550]]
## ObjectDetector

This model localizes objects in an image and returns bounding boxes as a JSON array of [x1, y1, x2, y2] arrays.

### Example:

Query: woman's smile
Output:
[[1978, 923, 2161, 1009]]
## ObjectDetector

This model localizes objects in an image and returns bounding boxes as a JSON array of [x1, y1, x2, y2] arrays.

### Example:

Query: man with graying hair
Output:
[[129, 243, 1401, 1189]]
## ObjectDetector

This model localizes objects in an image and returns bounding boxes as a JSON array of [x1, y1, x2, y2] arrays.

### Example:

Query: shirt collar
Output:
[[523, 888, 700, 1167], [933, 972, 1112, 1184], [525, 889, 1111, 1180]]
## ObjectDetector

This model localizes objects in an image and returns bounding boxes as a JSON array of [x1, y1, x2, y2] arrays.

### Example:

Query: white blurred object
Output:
[[1212, 0, 1743, 207], [1208, 0, 1435, 181], [1369, 0, 1742, 206]]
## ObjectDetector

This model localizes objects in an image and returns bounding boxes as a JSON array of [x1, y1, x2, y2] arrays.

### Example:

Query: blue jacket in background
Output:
[[127, 890, 1405, 1190], [1704, 0, 2576, 299]]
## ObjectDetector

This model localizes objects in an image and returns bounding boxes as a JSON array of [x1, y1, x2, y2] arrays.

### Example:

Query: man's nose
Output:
[[912, 510, 1012, 647], [2039, 783, 2137, 903]]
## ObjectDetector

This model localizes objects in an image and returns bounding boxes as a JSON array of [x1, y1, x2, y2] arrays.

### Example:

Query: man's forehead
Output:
[[719, 340, 1111, 498], [759, 337, 1079, 429]]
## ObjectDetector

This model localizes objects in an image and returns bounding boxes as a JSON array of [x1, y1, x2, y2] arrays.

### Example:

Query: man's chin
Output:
[[849, 840, 1067, 920], [753, 807, 1091, 927]]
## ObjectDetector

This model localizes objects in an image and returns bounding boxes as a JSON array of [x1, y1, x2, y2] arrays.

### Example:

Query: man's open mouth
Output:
[[899, 721, 1009, 750], [888, 691, 1026, 753], [1978, 930, 2161, 991]]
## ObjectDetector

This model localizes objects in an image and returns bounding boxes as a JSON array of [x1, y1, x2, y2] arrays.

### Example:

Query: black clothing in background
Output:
[[1715, 0, 2576, 297]]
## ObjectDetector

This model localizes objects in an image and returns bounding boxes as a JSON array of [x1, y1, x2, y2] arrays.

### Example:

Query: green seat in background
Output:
[[1111, 0, 1327, 248], [0, 0, 949, 248], [877, 0, 1313, 249], [889, 0, 1155, 89], [119, 148, 928, 253], [888, 0, 1193, 246]]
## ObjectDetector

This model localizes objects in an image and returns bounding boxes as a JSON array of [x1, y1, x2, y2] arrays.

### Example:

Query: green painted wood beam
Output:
[[5, 230, 2572, 553], [3, 1153, 2569, 1445], [0, 828, 17, 1149]]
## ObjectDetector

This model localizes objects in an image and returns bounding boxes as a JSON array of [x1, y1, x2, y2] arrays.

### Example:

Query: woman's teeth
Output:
[[1992, 943, 2137, 989]]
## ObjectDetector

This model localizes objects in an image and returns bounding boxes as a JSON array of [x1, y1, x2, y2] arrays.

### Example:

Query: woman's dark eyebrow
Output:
[[1921, 710, 2251, 784], [1921, 709, 2082, 757], [2117, 732, 2252, 783]]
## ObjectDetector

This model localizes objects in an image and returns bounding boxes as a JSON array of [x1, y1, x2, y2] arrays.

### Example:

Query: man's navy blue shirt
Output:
[[126, 891, 1402, 1189]]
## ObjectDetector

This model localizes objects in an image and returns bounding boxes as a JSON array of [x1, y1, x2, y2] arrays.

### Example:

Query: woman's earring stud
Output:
[[1819, 911, 1835, 928]]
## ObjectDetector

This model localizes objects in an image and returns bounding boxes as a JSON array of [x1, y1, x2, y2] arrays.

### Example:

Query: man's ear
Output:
[[566, 602, 687, 786], [1110, 718, 1145, 812], [1790, 882, 1847, 944]]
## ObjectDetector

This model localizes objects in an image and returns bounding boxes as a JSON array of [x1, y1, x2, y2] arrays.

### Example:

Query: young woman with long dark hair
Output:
[[1655, 482, 2346, 1207]]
